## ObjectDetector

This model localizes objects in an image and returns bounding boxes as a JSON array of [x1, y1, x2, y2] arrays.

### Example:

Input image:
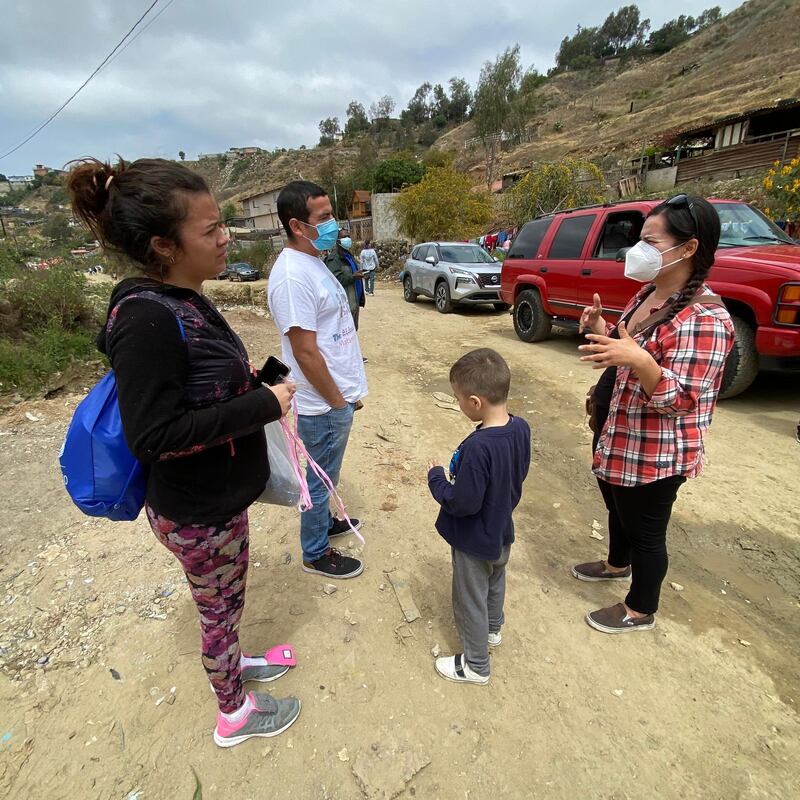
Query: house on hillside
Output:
[[33, 164, 66, 178], [228, 146, 266, 159], [8, 175, 34, 186], [349, 190, 371, 219], [240, 185, 285, 233], [672, 98, 800, 183]]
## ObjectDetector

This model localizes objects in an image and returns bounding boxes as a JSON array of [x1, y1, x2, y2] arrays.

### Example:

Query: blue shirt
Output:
[[428, 415, 531, 561]]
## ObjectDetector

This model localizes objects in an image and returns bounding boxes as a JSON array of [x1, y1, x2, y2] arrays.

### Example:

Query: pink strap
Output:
[[278, 402, 365, 545]]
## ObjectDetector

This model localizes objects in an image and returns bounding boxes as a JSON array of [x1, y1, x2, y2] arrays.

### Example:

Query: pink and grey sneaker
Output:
[[213, 692, 301, 748]]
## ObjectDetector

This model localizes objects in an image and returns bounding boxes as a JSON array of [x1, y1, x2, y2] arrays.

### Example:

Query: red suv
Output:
[[500, 199, 800, 397]]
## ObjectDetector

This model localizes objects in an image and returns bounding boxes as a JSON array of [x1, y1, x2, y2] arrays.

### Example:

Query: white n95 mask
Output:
[[624, 241, 685, 282]]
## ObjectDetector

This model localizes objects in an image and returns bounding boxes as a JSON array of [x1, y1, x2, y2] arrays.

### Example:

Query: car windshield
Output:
[[712, 202, 793, 247], [438, 245, 496, 264]]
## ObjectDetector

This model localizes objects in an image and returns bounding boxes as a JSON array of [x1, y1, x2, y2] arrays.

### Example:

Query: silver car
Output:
[[401, 242, 509, 313]]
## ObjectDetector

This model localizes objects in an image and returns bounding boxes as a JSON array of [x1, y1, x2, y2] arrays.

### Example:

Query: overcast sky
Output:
[[0, 0, 742, 176]]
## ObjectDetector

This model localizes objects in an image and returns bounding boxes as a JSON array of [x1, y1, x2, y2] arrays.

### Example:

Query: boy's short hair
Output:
[[449, 348, 511, 404]]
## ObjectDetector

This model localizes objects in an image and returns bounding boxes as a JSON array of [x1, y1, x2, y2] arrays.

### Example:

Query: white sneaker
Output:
[[434, 653, 489, 685], [488, 631, 502, 647]]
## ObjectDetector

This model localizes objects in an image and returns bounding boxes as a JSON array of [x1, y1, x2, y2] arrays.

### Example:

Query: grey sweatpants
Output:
[[451, 544, 511, 676]]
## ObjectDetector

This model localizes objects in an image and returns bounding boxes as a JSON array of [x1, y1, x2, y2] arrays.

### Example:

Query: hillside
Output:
[[439, 0, 800, 181], [188, 143, 382, 205]]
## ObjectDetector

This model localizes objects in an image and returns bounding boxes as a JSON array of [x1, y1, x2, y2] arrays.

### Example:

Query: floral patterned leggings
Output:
[[146, 505, 249, 713]]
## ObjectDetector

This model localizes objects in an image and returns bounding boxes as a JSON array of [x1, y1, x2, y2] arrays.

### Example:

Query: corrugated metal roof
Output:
[[678, 97, 800, 138]]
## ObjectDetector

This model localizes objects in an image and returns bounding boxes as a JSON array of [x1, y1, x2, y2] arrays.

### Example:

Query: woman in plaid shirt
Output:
[[572, 196, 734, 634]]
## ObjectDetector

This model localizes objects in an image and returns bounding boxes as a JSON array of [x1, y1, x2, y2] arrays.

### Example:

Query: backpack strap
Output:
[[108, 290, 188, 342], [630, 290, 725, 337]]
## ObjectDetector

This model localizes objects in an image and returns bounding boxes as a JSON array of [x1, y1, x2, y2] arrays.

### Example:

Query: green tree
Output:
[[504, 159, 606, 226], [432, 84, 450, 120], [406, 82, 433, 124], [369, 95, 396, 121], [0, 173, 7, 182], [392, 166, 493, 241], [508, 69, 547, 135], [556, 25, 599, 70], [472, 45, 522, 185], [447, 77, 472, 122], [647, 15, 696, 53], [371, 156, 425, 193], [344, 101, 370, 137], [221, 201, 238, 221], [599, 5, 650, 55], [318, 116, 341, 146], [178, 150, 186, 161]]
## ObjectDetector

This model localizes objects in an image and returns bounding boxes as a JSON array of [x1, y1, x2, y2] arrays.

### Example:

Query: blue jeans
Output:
[[365, 271, 375, 293], [296, 403, 355, 562]]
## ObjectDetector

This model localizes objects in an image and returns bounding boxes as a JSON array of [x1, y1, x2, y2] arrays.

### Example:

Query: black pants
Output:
[[597, 475, 686, 615]]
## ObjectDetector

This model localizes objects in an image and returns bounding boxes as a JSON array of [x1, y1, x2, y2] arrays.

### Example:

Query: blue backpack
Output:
[[59, 294, 185, 521]]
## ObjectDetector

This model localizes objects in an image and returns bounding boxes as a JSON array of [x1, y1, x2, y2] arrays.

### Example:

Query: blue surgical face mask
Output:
[[301, 217, 339, 252], [340, 237, 352, 250]]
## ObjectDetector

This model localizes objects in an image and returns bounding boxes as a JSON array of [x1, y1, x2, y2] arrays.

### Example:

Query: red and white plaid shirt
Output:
[[594, 283, 735, 487]]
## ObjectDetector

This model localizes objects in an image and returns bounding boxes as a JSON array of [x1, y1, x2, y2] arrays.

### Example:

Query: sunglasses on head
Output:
[[665, 193, 699, 235]]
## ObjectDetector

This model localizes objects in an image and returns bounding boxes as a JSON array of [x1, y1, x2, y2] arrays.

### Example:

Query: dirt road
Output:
[[1, 282, 798, 800]]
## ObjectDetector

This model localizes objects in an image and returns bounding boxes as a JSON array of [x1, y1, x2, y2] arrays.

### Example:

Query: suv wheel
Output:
[[403, 276, 418, 303], [719, 315, 759, 399], [513, 289, 552, 342], [435, 280, 453, 314]]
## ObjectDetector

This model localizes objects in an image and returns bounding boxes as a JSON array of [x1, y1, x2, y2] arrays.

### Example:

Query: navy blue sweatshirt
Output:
[[428, 415, 531, 561]]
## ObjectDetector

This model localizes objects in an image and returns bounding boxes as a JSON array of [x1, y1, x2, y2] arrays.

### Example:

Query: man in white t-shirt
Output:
[[268, 181, 368, 580], [359, 240, 379, 295]]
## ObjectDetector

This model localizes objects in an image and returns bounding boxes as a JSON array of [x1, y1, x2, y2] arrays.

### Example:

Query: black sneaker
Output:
[[302, 548, 363, 579], [328, 517, 361, 539]]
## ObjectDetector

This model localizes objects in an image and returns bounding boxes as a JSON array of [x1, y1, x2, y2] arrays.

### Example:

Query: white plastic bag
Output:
[[259, 421, 301, 507]]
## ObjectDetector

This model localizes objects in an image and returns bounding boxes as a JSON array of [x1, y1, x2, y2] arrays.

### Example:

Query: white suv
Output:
[[401, 242, 509, 313]]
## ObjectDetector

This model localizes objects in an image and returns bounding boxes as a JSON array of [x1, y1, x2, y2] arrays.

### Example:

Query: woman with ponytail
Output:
[[68, 157, 301, 746], [571, 195, 734, 634]]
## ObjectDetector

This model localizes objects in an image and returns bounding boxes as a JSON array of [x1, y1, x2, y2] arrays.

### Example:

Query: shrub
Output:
[[392, 166, 493, 241], [504, 158, 606, 226], [0, 322, 95, 394], [4, 264, 95, 333], [0, 261, 103, 396], [763, 158, 800, 222]]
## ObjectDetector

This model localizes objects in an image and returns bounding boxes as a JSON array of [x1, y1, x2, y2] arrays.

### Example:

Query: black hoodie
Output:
[[98, 278, 281, 525]]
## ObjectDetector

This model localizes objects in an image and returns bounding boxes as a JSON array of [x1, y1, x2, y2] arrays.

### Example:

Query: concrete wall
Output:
[[644, 166, 678, 194], [371, 192, 404, 241]]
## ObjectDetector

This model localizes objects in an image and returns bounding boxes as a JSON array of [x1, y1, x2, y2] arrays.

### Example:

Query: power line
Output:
[[104, 0, 177, 71], [0, 0, 162, 163]]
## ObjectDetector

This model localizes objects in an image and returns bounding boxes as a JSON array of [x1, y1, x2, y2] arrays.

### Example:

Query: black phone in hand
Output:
[[260, 356, 290, 386]]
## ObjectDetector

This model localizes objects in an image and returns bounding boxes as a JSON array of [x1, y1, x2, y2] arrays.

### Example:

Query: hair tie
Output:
[[105, 175, 114, 190]]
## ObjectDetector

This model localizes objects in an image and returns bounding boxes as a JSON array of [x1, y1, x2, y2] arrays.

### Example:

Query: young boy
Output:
[[427, 348, 531, 685]]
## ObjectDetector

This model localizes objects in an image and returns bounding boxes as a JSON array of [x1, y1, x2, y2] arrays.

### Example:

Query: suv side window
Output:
[[507, 218, 552, 260], [593, 211, 644, 259], [414, 245, 429, 261], [548, 215, 597, 259]]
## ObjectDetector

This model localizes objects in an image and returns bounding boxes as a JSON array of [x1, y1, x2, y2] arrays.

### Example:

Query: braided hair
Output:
[[648, 196, 721, 324]]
